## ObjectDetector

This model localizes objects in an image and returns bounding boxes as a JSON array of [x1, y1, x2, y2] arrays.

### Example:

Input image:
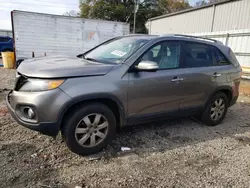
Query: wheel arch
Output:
[[58, 94, 126, 130], [206, 86, 233, 107]]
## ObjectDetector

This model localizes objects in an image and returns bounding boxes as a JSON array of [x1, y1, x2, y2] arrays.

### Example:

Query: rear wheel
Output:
[[201, 92, 228, 126], [62, 103, 116, 155]]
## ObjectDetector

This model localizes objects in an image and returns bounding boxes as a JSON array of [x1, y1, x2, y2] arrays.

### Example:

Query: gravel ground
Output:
[[1, 91, 250, 188], [0, 67, 15, 90], [1, 67, 250, 188]]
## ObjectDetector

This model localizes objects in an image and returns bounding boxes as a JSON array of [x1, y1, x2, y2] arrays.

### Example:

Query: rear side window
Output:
[[183, 42, 213, 68], [210, 46, 229, 65], [0, 37, 10, 42], [229, 48, 239, 66]]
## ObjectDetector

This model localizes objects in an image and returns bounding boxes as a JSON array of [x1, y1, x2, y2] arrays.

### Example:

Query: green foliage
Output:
[[157, 0, 190, 14], [79, 0, 191, 33]]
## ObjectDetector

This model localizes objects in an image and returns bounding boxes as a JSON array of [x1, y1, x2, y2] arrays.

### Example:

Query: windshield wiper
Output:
[[83, 56, 117, 65], [84, 57, 100, 63]]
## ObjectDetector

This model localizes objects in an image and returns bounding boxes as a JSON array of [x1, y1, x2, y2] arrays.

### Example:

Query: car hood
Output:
[[17, 55, 115, 78]]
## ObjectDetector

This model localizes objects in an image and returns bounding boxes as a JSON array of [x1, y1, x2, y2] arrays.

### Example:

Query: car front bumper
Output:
[[6, 89, 72, 136]]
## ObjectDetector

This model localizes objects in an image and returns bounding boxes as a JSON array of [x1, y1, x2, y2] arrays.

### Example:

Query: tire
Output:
[[201, 92, 228, 126], [62, 103, 116, 156]]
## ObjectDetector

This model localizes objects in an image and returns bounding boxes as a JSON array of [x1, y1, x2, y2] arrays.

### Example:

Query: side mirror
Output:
[[135, 61, 159, 71]]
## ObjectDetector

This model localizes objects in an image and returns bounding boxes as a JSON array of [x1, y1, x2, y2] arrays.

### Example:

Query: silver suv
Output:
[[7, 34, 241, 155]]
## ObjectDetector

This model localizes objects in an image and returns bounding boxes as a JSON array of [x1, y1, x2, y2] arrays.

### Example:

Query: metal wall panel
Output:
[[149, 0, 250, 35], [149, 7, 214, 34], [12, 11, 130, 59], [213, 0, 250, 31]]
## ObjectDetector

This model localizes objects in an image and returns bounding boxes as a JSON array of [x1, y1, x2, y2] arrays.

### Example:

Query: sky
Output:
[[0, 0, 79, 30], [189, 0, 201, 6], [0, 0, 200, 30]]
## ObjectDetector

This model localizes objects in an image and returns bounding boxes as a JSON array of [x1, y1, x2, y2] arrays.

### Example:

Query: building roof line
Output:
[[148, 0, 239, 21]]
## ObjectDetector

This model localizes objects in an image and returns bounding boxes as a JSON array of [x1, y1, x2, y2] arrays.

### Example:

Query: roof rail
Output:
[[173, 34, 222, 44]]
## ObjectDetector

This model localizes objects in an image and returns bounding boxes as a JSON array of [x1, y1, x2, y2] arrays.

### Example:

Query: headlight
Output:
[[19, 79, 65, 92]]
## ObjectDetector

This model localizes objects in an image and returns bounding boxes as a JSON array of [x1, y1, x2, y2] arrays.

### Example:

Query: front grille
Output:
[[14, 72, 28, 91]]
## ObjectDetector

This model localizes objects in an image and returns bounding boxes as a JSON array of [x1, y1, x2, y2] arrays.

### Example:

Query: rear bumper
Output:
[[6, 94, 59, 136], [229, 96, 238, 107]]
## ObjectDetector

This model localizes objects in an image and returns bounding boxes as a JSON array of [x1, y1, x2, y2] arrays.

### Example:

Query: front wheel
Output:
[[62, 103, 116, 155], [201, 92, 228, 126]]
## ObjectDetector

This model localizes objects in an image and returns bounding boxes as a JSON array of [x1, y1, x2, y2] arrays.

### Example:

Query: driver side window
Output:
[[141, 41, 181, 70]]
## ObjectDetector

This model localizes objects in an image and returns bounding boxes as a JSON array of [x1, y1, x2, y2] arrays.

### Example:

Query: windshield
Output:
[[83, 37, 150, 64]]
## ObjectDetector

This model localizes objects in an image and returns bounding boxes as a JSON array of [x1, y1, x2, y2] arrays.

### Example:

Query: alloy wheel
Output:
[[75, 113, 109, 147], [210, 98, 225, 121]]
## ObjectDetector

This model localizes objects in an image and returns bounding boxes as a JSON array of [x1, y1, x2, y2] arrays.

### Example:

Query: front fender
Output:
[[56, 93, 126, 127]]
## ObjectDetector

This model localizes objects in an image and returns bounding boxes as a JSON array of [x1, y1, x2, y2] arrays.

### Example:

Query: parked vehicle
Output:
[[6, 34, 241, 155], [0, 36, 13, 53]]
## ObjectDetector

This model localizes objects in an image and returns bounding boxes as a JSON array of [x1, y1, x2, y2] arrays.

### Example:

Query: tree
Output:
[[63, 10, 80, 17], [195, 0, 222, 6], [157, 0, 190, 14], [79, 0, 191, 33], [195, 0, 207, 6]]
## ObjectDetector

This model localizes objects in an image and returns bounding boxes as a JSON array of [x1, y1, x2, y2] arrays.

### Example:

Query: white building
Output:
[[148, 0, 250, 34], [147, 0, 250, 69]]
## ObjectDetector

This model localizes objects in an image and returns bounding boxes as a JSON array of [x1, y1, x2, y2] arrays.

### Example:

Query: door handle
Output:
[[212, 72, 221, 78], [171, 77, 184, 82]]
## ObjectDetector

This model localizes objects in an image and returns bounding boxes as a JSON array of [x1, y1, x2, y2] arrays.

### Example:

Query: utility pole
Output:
[[133, 0, 138, 34]]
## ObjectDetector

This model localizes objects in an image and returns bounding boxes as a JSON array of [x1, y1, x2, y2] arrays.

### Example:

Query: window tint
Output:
[[141, 41, 180, 69], [183, 42, 213, 68], [0, 37, 10, 42], [210, 46, 229, 65]]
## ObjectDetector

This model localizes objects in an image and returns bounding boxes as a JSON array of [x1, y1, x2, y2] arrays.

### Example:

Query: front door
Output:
[[127, 40, 182, 123]]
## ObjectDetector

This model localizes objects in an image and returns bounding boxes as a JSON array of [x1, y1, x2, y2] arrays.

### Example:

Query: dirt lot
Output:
[[1, 74, 250, 188]]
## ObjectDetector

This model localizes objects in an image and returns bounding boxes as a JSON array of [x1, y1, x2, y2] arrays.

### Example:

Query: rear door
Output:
[[177, 41, 231, 111]]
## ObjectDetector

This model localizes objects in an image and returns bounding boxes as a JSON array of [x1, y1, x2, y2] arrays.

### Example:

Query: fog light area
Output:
[[27, 108, 35, 119], [20, 106, 36, 119]]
